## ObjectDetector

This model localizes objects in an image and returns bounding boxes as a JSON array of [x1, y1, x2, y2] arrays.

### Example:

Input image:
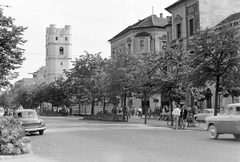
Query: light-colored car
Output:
[[0, 108, 4, 117], [205, 103, 240, 140], [15, 109, 46, 135], [194, 109, 214, 122]]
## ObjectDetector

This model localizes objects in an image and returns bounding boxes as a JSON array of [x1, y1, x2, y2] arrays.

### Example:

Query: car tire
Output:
[[208, 125, 219, 139], [39, 130, 44, 135], [233, 134, 240, 140]]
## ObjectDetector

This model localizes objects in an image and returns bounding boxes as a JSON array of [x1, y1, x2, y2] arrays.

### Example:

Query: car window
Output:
[[18, 111, 37, 118], [203, 110, 209, 113], [236, 107, 240, 115], [227, 107, 234, 115]]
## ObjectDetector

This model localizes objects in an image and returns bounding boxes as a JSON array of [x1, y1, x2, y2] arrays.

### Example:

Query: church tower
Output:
[[45, 24, 72, 84]]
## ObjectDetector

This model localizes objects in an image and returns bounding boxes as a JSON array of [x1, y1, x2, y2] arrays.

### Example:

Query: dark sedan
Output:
[[15, 109, 46, 135]]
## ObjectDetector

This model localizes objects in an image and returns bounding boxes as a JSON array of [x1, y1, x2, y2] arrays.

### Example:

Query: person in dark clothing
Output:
[[180, 105, 188, 129]]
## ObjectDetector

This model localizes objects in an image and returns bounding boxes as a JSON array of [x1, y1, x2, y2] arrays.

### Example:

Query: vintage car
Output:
[[0, 108, 4, 117], [205, 103, 240, 140], [194, 109, 214, 122], [15, 109, 46, 135]]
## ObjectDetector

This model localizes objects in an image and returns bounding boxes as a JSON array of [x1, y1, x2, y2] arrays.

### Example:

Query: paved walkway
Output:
[[126, 115, 207, 131], [0, 115, 207, 161]]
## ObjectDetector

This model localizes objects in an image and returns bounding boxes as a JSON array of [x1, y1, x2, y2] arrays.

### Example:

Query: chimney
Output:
[[167, 16, 172, 24], [160, 13, 163, 18]]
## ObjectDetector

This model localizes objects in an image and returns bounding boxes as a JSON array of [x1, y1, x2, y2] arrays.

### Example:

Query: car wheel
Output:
[[39, 130, 44, 135], [208, 125, 219, 139], [233, 134, 240, 140]]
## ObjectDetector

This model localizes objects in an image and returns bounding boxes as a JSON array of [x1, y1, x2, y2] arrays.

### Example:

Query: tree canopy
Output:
[[0, 9, 27, 87], [188, 27, 240, 115]]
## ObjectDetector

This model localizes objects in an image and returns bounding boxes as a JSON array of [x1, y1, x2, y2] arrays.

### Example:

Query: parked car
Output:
[[15, 109, 46, 135], [205, 103, 240, 140], [0, 108, 4, 117], [194, 109, 214, 122]]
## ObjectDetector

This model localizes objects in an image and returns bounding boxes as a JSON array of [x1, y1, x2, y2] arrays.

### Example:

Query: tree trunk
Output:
[[169, 98, 173, 126], [78, 100, 81, 116], [214, 76, 220, 116], [231, 95, 234, 103], [122, 93, 126, 121], [144, 91, 147, 124], [91, 99, 95, 115], [103, 96, 106, 113]]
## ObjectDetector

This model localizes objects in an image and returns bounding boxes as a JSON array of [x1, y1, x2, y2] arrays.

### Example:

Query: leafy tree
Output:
[[188, 27, 240, 115], [221, 65, 240, 103], [130, 52, 157, 124], [0, 8, 27, 88], [106, 51, 137, 121], [0, 91, 12, 108], [65, 52, 106, 115], [152, 44, 190, 123]]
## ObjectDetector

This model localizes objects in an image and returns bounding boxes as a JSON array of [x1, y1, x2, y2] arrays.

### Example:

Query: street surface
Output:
[[2, 116, 240, 162]]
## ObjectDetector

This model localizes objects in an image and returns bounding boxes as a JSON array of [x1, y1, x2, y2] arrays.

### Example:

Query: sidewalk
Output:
[[126, 115, 207, 131]]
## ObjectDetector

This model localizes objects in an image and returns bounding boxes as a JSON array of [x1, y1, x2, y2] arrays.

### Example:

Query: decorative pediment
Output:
[[174, 15, 182, 23], [134, 32, 151, 37]]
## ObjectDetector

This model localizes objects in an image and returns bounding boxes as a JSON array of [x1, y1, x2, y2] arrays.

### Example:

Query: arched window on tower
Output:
[[59, 47, 64, 55]]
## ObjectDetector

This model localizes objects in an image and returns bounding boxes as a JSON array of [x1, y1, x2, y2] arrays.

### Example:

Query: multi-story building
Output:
[[165, 0, 240, 109], [165, 0, 240, 47], [108, 14, 168, 109], [45, 24, 72, 84], [14, 25, 73, 90]]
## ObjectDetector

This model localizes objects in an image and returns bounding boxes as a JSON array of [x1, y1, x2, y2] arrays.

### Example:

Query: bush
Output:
[[0, 117, 32, 155], [83, 113, 124, 122]]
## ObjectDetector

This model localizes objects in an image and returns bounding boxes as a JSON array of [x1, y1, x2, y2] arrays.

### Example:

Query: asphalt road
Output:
[[3, 116, 240, 162]]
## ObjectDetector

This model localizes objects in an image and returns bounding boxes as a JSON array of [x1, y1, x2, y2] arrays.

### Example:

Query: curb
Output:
[[0, 151, 33, 160]]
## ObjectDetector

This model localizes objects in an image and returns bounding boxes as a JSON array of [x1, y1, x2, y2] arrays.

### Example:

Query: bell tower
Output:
[[45, 24, 72, 83]]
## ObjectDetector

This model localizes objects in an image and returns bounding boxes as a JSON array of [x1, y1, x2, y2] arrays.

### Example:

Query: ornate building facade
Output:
[[165, 0, 240, 109], [108, 14, 168, 109]]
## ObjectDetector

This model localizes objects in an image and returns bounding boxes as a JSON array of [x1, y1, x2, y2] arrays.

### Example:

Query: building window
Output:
[[56, 37, 58, 40], [189, 18, 194, 36], [176, 23, 181, 39], [140, 40, 144, 51], [61, 62, 63, 65], [65, 37, 68, 41], [128, 43, 131, 54], [59, 47, 64, 54], [163, 66, 167, 72]]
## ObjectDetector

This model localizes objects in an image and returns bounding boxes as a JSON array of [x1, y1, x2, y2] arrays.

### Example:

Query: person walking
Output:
[[180, 105, 188, 129], [172, 105, 181, 130]]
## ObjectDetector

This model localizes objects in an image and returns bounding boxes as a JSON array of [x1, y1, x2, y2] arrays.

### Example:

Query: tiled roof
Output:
[[165, 0, 185, 12], [216, 12, 240, 26], [108, 15, 167, 42]]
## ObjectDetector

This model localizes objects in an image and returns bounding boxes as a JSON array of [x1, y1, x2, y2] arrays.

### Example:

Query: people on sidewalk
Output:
[[180, 105, 188, 129], [172, 105, 181, 130]]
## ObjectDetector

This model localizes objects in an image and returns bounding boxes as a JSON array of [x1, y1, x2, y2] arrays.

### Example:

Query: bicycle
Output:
[[167, 117, 183, 129], [187, 115, 200, 127]]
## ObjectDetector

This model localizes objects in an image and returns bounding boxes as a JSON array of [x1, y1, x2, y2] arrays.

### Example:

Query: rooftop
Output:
[[216, 12, 240, 26], [108, 14, 167, 42]]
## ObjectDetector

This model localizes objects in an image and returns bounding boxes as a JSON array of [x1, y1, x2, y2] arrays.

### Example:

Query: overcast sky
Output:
[[1, 0, 177, 83]]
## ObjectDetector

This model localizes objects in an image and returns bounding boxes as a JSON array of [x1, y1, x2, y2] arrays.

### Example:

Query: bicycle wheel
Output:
[[193, 120, 200, 127], [178, 120, 183, 129], [167, 119, 172, 126]]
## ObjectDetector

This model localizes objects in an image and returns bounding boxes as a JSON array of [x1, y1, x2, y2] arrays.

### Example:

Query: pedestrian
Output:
[[172, 105, 181, 130], [180, 105, 188, 129]]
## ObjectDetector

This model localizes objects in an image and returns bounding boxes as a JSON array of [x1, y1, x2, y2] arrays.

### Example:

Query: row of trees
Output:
[[1, 6, 240, 121]]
